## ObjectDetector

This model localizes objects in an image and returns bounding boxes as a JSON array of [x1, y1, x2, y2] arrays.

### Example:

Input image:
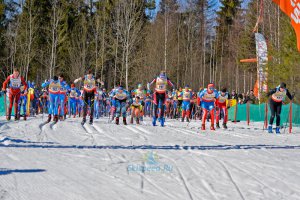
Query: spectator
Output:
[[238, 93, 244, 104], [244, 89, 257, 104], [231, 90, 238, 101]]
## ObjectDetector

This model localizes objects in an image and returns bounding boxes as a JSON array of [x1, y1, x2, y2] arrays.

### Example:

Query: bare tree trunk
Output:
[[25, 0, 33, 81], [49, 0, 59, 79], [243, 70, 246, 93], [164, 4, 168, 72], [100, 21, 106, 81], [209, 38, 213, 83], [218, 31, 224, 89], [177, 15, 180, 88]]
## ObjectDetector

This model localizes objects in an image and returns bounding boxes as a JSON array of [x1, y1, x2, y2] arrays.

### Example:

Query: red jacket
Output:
[[2, 74, 27, 95]]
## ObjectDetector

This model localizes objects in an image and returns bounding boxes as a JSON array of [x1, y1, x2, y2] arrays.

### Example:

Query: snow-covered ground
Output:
[[0, 115, 300, 200]]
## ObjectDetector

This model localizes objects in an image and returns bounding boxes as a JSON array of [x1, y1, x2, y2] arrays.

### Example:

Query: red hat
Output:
[[71, 83, 75, 88], [208, 83, 214, 88]]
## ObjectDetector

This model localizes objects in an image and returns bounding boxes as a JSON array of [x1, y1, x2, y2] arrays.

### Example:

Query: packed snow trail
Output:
[[0, 116, 300, 200]]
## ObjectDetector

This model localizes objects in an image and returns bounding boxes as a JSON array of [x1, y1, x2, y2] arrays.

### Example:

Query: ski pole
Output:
[[4, 91, 7, 117], [246, 101, 250, 126], [263, 102, 268, 130], [289, 99, 292, 134]]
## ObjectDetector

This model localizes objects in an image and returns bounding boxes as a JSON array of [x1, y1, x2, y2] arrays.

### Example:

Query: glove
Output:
[[291, 92, 296, 100], [74, 78, 82, 83]]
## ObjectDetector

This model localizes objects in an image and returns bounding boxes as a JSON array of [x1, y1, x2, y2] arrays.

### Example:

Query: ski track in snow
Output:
[[0, 115, 300, 200]]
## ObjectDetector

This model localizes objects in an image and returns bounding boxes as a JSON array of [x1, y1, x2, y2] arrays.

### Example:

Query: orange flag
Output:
[[273, 0, 300, 51]]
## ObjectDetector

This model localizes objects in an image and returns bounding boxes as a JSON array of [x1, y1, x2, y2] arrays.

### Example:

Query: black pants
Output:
[[178, 100, 183, 107], [269, 99, 282, 127], [83, 91, 95, 119], [153, 92, 166, 118]]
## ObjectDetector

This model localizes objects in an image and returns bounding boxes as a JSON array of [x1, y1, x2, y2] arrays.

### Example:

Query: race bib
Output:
[[156, 77, 167, 91], [203, 92, 216, 101], [10, 76, 21, 88], [84, 79, 95, 90], [115, 92, 127, 100], [272, 91, 286, 101], [49, 82, 61, 92], [70, 90, 77, 98], [218, 94, 228, 103]]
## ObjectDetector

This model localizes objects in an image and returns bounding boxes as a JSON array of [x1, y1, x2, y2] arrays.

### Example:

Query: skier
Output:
[[74, 70, 103, 125], [130, 96, 143, 124], [58, 75, 70, 120], [132, 84, 146, 121], [216, 87, 230, 129], [181, 85, 193, 122], [69, 84, 81, 118], [18, 85, 28, 120], [39, 89, 49, 114], [111, 86, 131, 125], [94, 86, 101, 119], [147, 70, 174, 126], [102, 88, 108, 116], [171, 89, 178, 119], [198, 83, 219, 130], [144, 90, 152, 117], [2, 68, 28, 121], [42, 76, 62, 123], [267, 82, 293, 134]]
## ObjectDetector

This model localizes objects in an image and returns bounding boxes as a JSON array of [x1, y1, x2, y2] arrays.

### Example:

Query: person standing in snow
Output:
[[267, 82, 293, 134], [2, 68, 28, 121]]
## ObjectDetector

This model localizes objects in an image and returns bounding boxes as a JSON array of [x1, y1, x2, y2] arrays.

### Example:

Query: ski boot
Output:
[[15, 114, 20, 121], [210, 125, 215, 131], [123, 117, 127, 125], [152, 117, 157, 126], [89, 117, 93, 125], [24, 115, 27, 121], [6, 115, 11, 121], [140, 116, 143, 122], [73, 115, 76, 118], [216, 122, 220, 129], [64, 114, 67, 120], [275, 126, 280, 134], [181, 117, 184, 122], [81, 117, 86, 125], [130, 117, 134, 124], [115, 117, 119, 125], [160, 117, 165, 127], [136, 117, 140, 125], [222, 123, 227, 129], [201, 124, 205, 130], [59, 115, 64, 121], [54, 115, 59, 123], [186, 117, 190, 122], [268, 125, 273, 133], [47, 114, 52, 123]]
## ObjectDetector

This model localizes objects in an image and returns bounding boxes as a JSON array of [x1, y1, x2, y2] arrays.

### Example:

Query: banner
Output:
[[273, 0, 300, 51], [254, 33, 268, 98]]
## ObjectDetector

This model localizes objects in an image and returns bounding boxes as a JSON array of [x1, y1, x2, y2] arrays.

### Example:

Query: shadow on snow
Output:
[[0, 168, 46, 176]]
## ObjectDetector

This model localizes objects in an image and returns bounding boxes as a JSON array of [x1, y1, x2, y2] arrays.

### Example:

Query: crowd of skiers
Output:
[[1, 68, 294, 133]]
